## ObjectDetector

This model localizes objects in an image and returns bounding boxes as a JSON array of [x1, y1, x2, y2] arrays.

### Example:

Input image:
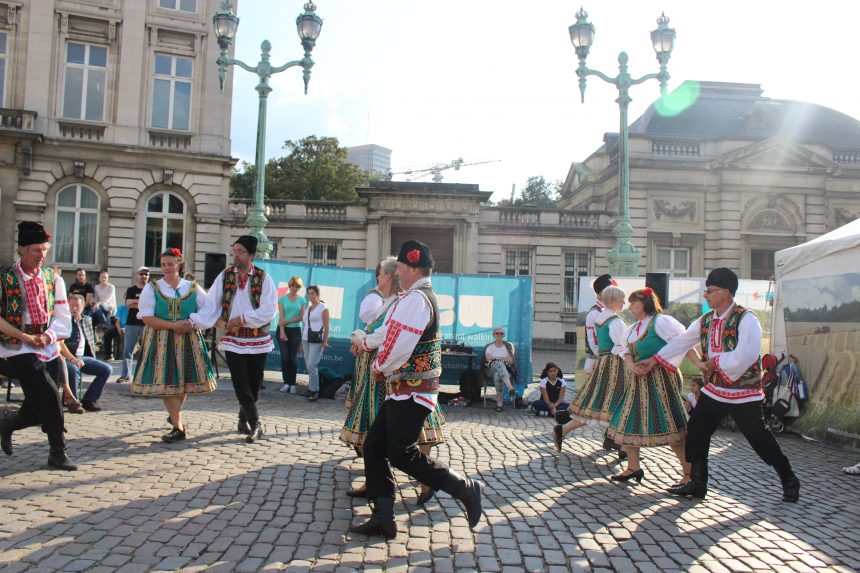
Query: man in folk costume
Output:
[[349, 240, 483, 540], [191, 235, 276, 444], [0, 222, 75, 470], [640, 267, 800, 502]]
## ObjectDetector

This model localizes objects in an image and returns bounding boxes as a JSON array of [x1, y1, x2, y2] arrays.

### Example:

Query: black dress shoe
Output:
[[456, 478, 484, 529], [246, 423, 263, 444], [161, 427, 187, 443], [610, 468, 645, 484], [81, 400, 102, 412], [667, 480, 706, 499], [48, 451, 78, 471], [346, 488, 368, 498], [781, 476, 800, 503], [617, 449, 628, 461], [416, 489, 435, 505], [0, 418, 13, 456]]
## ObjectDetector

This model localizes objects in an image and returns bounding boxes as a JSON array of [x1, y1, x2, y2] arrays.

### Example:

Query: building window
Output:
[[656, 247, 690, 277], [563, 251, 590, 313], [0, 32, 7, 107], [505, 249, 531, 276], [564, 331, 577, 346], [152, 54, 193, 130], [310, 242, 338, 266], [159, 0, 197, 12], [54, 185, 99, 265], [750, 249, 776, 281], [62, 42, 107, 121], [144, 192, 185, 268]]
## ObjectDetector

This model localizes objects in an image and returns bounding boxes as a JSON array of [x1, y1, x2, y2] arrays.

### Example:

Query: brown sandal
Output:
[[64, 399, 85, 414]]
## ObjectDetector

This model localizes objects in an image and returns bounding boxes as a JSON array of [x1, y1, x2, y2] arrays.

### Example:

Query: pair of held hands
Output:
[[627, 355, 715, 378]]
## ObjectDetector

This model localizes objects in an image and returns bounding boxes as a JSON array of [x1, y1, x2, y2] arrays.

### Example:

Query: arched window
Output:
[[144, 191, 185, 267], [54, 184, 99, 265]]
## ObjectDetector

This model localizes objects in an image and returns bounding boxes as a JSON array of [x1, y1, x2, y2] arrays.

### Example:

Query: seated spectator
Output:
[[685, 377, 704, 415], [69, 268, 95, 312], [531, 362, 570, 417], [62, 294, 113, 412], [92, 271, 117, 329], [101, 305, 127, 361], [481, 326, 517, 412]]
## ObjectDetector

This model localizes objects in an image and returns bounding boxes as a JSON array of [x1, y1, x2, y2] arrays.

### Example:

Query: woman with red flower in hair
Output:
[[606, 287, 702, 485], [131, 248, 216, 443]]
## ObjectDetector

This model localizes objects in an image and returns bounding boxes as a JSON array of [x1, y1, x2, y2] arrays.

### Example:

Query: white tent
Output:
[[772, 216, 860, 355]]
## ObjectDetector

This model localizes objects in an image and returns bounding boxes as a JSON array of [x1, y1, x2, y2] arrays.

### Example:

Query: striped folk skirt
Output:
[[607, 365, 688, 447], [567, 353, 626, 423], [131, 327, 217, 396], [339, 350, 446, 449]]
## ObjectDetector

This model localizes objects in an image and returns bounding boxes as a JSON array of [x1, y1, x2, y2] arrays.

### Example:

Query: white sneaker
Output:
[[290, 385, 297, 394], [279, 384, 290, 393]]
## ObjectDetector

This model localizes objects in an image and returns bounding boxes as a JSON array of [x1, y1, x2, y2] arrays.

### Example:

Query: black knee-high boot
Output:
[[237, 406, 251, 435], [47, 431, 77, 471], [243, 402, 263, 443], [349, 496, 396, 540], [0, 413, 30, 456], [667, 459, 707, 499], [774, 459, 800, 502]]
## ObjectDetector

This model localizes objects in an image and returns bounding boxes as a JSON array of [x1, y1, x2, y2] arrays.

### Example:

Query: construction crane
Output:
[[388, 157, 500, 183]]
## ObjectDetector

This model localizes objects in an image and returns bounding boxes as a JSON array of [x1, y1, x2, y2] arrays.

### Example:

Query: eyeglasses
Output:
[[138, 272, 149, 276], [231, 249, 248, 255], [703, 287, 726, 295], [494, 332, 504, 336]]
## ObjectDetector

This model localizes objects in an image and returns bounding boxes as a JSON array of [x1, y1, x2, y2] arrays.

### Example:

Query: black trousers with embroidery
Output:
[[225, 351, 268, 425], [363, 398, 464, 500]]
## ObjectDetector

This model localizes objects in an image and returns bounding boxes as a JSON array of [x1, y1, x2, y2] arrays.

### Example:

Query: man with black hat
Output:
[[0, 222, 76, 470], [191, 235, 276, 443], [639, 267, 800, 503], [349, 239, 483, 540]]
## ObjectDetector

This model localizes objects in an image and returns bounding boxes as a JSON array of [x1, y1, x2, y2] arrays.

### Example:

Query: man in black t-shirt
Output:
[[68, 268, 94, 307], [117, 266, 149, 383]]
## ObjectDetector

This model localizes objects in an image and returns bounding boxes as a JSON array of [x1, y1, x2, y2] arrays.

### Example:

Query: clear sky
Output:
[[227, 0, 860, 203]]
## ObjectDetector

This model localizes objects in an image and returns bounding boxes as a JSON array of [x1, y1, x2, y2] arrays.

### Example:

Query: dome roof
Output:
[[628, 81, 860, 149]]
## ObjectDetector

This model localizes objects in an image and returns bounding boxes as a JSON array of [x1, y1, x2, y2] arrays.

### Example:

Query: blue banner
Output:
[[256, 260, 533, 394]]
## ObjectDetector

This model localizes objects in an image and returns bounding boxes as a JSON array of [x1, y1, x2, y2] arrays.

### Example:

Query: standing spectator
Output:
[[277, 276, 306, 394], [101, 304, 127, 361], [60, 295, 113, 412], [68, 268, 94, 308], [92, 271, 116, 328], [531, 362, 569, 417], [117, 266, 149, 383], [302, 285, 329, 402]]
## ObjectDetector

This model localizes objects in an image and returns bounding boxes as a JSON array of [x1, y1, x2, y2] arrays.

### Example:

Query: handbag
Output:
[[306, 308, 324, 343]]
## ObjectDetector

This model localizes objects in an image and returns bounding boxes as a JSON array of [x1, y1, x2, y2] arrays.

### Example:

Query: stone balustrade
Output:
[[0, 108, 38, 131]]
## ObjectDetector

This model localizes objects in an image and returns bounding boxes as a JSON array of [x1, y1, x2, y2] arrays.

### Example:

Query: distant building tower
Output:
[[346, 144, 392, 175]]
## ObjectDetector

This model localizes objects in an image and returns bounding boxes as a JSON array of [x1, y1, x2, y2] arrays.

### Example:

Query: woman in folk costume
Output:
[[131, 249, 216, 443], [553, 285, 628, 451], [342, 256, 445, 505], [607, 288, 699, 485]]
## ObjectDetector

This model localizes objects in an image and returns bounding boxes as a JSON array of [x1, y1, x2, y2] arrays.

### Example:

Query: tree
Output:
[[494, 175, 560, 207], [229, 135, 369, 201]]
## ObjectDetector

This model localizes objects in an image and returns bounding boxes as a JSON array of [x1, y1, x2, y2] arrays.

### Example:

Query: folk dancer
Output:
[[553, 284, 628, 453], [348, 240, 483, 539], [639, 267, 800, 502], [0, 222, 75, 470], [191, 236, 277, 444]]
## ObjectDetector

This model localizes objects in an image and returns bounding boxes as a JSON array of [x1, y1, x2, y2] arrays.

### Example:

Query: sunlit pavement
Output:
[[0, 372, 858, 572]]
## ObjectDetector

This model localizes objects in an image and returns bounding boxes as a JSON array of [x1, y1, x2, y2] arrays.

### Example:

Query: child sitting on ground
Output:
[[531, 362, 569, 417], [685, 376, 704, 415]]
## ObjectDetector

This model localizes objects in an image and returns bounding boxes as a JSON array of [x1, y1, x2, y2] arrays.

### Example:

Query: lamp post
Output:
[[569, 8, 675, 276], [213, 0, 323, 259]]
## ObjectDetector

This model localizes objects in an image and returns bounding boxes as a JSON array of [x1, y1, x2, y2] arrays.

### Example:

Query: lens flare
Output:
[[655, 80, 701, 117]]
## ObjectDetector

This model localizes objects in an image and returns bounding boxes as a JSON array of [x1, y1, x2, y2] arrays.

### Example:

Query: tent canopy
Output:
[[776, 217, 860, 279]]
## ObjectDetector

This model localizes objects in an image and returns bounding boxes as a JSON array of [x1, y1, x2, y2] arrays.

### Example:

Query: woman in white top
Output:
[[302, 284, 330, 402], [482, 327, 517, 412], [92, 270, 117, 328]]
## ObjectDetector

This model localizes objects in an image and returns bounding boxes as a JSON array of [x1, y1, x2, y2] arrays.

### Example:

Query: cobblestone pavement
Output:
[[1, 372, 858, 573]]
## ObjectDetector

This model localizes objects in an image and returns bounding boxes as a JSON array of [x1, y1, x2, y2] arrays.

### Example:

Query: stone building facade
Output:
[[0, 0, 234, 285]]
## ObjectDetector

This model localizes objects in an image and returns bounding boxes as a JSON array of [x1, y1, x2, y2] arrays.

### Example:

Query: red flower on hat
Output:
[[610, 279, 618, 286], [643, 287, 654, 296], [406, 249, 421, 264], [170, 248, 182, 257], [45, 232, 52, 239]]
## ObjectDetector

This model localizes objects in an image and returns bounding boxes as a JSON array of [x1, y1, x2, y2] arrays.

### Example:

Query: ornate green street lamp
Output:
[[213, 0, 323, 258], [569, 8, 675, 276]]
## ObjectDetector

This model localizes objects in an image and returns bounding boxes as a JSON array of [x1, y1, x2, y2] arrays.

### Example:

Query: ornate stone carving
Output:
[[60, 13, 69, 35], [653, 199, 696, 221], [750, 209, 788, 229], [834, 207, 860, 228]]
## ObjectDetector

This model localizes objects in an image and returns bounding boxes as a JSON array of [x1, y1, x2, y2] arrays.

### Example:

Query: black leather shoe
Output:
[[0, 417, 13, 456], [48, 451, 78, 471], [246, 423, 263, 444], [781, 476, 800, 503], [610, 468, 645, 484], [349, 497, 397, 539], [456, 478, 484, 529], [617, 449, 628, 462], [81, 400, 102, 412], [161, 427, 187, 443], [552, 425, 563, 452], [416, 488, 435, 505], [346, 487, 368, 498], [237, 409, 251, 435], [667, 480, 706, 498]]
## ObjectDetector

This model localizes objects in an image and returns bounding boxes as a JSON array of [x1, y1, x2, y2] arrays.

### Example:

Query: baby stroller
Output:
[[763, 354, 802, 434]]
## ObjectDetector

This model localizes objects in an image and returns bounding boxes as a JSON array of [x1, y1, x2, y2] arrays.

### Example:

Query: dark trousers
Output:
[[225, 351, 267, 424], [279, 328, 301, 386], [364, 398, 462, 499], [4, 354, 64, 434], [686, 393, 791, 471]]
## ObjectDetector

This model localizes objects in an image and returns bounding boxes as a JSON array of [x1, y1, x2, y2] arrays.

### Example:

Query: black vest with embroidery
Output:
[[388, 284, 442, 395]]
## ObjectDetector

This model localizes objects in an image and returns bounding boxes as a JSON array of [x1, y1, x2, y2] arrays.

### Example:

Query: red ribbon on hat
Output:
[[610, 279, 618, 286], [406, 249, 420, 264], [170, 248, 182, 257]]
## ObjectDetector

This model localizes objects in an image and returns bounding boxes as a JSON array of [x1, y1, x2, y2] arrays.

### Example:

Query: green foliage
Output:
[[229, 135, 369, 201], [496, 175, 560, 207]]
